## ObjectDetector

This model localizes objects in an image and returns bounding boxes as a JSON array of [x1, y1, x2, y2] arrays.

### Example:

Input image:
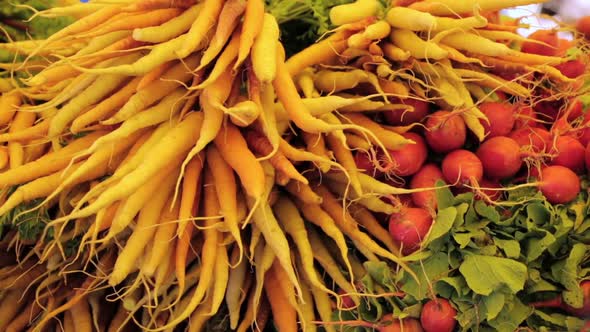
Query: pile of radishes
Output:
[[356, 26, 590, 256], [360, 96, 589, 256], [370, 298, 457, 332], [350, 27, 590, 330]]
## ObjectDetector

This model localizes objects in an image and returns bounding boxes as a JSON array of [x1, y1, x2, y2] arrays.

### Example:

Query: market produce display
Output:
[[0, 0, 588, 331]]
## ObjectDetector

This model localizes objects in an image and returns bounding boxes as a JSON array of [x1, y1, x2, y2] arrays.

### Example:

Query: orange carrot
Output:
[[213, 123, 265, 200], [175, 151, 204, 300], [264, 260, 297, 332], [136, 61, 175, 91], [245, 130, 308, 185], [234, 0, 264, 69]]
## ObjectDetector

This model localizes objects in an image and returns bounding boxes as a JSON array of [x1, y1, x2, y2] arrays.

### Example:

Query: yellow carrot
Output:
[[7, 110, 36, 169], [234, 0, 264, 69], [176, 0, 223, 58], [251, 13, 280, 83]]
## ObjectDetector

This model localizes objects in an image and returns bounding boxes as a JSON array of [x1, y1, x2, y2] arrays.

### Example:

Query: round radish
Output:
[[388, 207, 433, 255], [355, 150, 382, 178], [586, 143, 590, 173], [566, 281, 590, 318], [551, 115, 573, 137], [579, 126, 590, 147], [383, 98, 430, 126], [410, 163, 444, 211], [578, 111, 590, 147], [532, 281, 590, 318], [555, 59, 586, 79], [566, 98, 584, 121], [509, 127, 552, 153], [513, 105, 539, 129], [476, 136, 522, 179], [424, 111, 466, 153], [384, 132, 428, 177], [479, 102, 516, 138], [337, 288, 356, 309], [521, 30, 560, 56], [379, 314, 423, 332], [577, 16, 590, 39], [538, 165, 580, 204], [533, 90, 563, 123], [420, 298, 457, 332], [550, 135, 586, 173], [478, 178, 503, 202], [441, 149, 483, 186]]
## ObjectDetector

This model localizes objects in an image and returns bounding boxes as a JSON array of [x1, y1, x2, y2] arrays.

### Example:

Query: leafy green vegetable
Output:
[[459, 255, 527, 296], [265, 0, 353, 56], [0, 194, 50, 241], [0, 1, 73, 61]]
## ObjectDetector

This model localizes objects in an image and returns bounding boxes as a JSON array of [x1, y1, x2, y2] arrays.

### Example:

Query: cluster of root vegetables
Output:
[[0, 0, 588, 331]]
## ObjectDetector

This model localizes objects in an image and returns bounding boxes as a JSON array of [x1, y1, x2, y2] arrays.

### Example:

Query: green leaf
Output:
[[401, 252, 450, 301], [488, 297, 532, 332], [453, 203, 470, 227], [423, 207, 456, 247], [494, 238, 520, 259], [527, 269, 560, 293], [436, 277, 468, 297], [455, 306, 479, 330], [524, 230, 555, 263], [565, 316, 587, 331], [435, 180, 454, 210], [474, 200, 500, 223], [453, 230, 486, 249], [364, 261, 397, 292], [553, 243, 587, 301], [330, 310, 366, 332], [459, 254, 527, 296], [531, 310, 566, 328], [483, 291, 505, 321], [526, 203, 551, 225]]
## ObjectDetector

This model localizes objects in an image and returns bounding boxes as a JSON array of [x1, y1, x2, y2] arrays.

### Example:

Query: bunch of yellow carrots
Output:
[[0, 0, 584, 331]]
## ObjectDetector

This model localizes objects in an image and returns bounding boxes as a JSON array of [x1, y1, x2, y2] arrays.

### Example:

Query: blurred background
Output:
[[502, 0, 590, 37]]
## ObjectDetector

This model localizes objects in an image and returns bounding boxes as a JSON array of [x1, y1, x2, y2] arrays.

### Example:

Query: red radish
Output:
[[388, 207, 433, 255], [521, 29, 560, 56], [576, 110, 590, 146], [383, 98, 430, 126], [551, 115, 574, 137], [379, 314, 423, 332], [555, 59, 586, 79], [476, 136, 522, 179], [579, 128, 590, 147], [581, 321, 590, 332], [355, 150, 382, 178], [550, 135, 586, 173], [410, 163, 444, 211], [530, 295, 563, 310], [533, 90, 564, 124], [577, 16, 590, 39], [509, 127, 552, 153], [566, 281, 590, 318], [338, 288, 356, 309], [420, 298, 457, 332], [441, 149, 483, 186], [424, 111, 466, 153], [538, 165, 580, 204], [586, 143, 590, 173], [479, 102, 516, 138], [478, 178, 503, 202], [531, 281, 590, 318], [566, 99, 584, 121], [513, 105, 539, 129], [384, 132, 428, 177]]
